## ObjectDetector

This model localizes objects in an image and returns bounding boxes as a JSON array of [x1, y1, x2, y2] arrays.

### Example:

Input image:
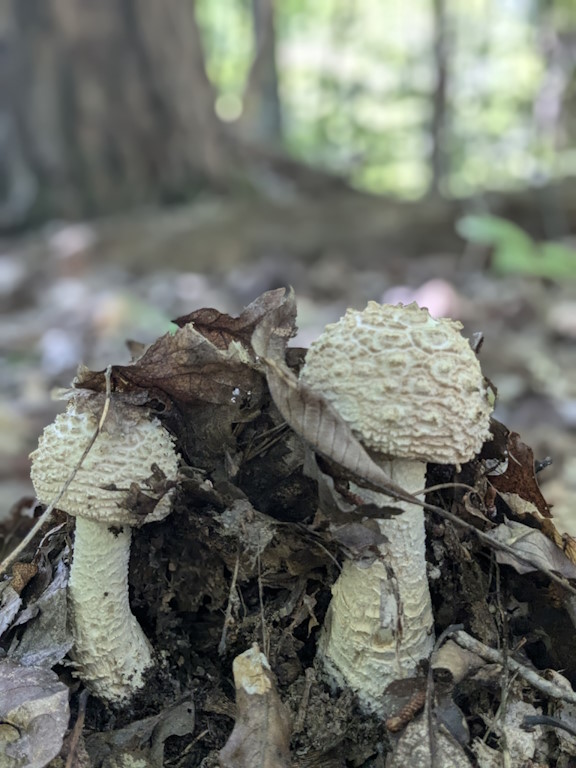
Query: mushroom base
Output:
[[68, 517, 154, 703], [317, 459, 434, 714]]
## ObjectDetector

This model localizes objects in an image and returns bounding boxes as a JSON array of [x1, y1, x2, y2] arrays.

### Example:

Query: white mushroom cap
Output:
[[299, 301, 492, 465], [30, 391, 179, 525]]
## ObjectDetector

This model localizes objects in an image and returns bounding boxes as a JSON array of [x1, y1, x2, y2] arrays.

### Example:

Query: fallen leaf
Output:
[[0, 582, 21, 638], [175, 286, 297, 353], [85, 698, 194, 768], [76, 288, 296, 410], [485, 520, 576, 578], [488, 432, 551, 519], [388, 714, 472, 767], [11, 557, 73, 667], [0, 658, 70, 768]]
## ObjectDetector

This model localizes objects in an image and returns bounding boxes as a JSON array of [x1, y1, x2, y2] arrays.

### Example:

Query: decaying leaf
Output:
[[11, 557, 72, 667], [76, 319, 258, 405], [76, 288, 296, 409], [0, 658, 70, 768], [473, 698, 545, 768], [175, 286, 297, 354], [0, 581, 21, 638], [219, 644, 292, 768], [218, 500, 277, 564], [488, 432, 551, 519], [485, 520, 576, 577], [249, 340, 411, 506], [85, 698, 195, 768], [387, 714, 472, 767]]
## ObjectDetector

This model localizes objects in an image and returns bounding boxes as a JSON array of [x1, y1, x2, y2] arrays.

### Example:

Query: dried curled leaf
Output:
[[488, 432, 551, 519], [76, 287, 296, 408], [219, 644, 291, 768], [485, 520, 576, 578], [0, 659, 70, 768], [175, 286, 297, 353]]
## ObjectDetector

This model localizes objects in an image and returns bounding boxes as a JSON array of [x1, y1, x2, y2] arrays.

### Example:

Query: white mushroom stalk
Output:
[[300, 302, 492, 714], [30, 391, 179, 704]]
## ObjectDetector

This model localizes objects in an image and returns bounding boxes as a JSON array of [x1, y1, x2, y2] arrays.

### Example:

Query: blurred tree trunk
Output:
[[0, 0, 234, 226], [428, 0, 450, 196], [238, 0, 284, 147]]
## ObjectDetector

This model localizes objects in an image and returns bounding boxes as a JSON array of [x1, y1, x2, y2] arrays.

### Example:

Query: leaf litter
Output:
[[2, 287, 576, 765]]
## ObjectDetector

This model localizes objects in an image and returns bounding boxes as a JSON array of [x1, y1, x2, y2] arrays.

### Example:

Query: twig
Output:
[[522, 714, 576, 738], [451, 629, 576, 706], [218, 548, 241, 656], [294, 667, 315, 734], [257, 545, 269, 658], [65, 689, 89, 768]]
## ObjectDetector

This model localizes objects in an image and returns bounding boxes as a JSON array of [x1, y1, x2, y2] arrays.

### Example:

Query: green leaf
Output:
[[457, 214, 576, 278]]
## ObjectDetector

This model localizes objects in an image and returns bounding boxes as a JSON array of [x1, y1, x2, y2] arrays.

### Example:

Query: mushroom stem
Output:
[[68, 517, 153, 703], [318, 458, 434, 714]]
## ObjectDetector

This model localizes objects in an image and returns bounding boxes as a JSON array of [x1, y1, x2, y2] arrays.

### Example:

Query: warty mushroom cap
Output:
[[299, 301, 492, 465], [30, 391, 179, 525]]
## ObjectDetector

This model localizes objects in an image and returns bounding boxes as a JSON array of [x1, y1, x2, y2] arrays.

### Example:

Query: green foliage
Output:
[[196, 0, 576, 198], [457, 214, 576, 278]]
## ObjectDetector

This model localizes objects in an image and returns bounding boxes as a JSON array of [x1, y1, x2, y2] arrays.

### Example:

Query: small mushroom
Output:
[[30, 391, 179, 704], [299, 301, 492, 713]]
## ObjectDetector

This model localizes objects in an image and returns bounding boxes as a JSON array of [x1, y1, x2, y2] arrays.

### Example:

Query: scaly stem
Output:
[[317, 459, 434, 714], [68, 517, 153, 703]]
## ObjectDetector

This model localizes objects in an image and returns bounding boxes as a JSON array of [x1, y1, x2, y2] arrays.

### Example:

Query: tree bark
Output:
[[238, 0, 284, 147], [0, 0, 232, 225], [429, 0, 450, 196]]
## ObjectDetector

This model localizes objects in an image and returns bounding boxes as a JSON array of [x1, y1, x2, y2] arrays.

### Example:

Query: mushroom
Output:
[[299, 301, 492, 713], [30, 390, 179, 704]]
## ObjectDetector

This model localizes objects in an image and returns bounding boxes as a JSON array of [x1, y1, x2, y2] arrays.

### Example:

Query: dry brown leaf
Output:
[[485, 520, 576, 578], [175, 286, 297, 352], [0, 658, 70, 768], [219, 644, 291, 768], [77, 321, 259, 405], [488, 432, 551, 519]]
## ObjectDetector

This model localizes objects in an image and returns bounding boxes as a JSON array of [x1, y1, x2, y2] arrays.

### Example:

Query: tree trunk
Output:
[[0, 0, 233, 225], [238, 0, 284, 147], [428, 0, 450, 196]]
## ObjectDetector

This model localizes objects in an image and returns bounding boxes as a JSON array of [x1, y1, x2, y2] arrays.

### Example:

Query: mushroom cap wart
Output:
[[30, 392, 179, 526], [299, 301, 492, 464]]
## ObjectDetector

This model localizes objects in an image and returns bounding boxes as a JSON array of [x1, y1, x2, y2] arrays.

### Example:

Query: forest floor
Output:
[[2, 191, 576, 766]]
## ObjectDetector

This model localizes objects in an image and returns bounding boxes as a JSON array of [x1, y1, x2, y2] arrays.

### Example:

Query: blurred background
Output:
[[2, 0, 576, 528]]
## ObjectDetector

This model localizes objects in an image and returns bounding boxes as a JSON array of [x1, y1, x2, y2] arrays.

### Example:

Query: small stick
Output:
[[218, 548, 241, 656], [65, 689, 89, 768], [294, 667, 315, 734], [451, 629, 576, 706]]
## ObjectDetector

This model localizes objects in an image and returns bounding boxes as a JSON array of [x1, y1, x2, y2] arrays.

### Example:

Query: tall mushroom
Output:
[[299, 301, 492, 713], [30, 391, 179, 704]]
